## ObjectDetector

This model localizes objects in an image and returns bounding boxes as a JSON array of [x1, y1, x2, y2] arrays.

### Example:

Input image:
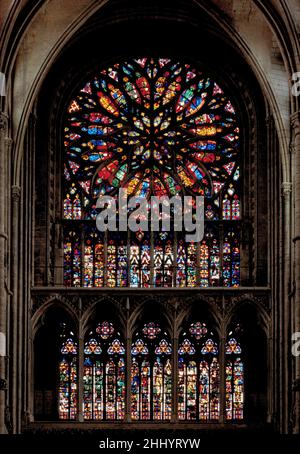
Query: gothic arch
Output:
[[225, 297, 271, 337], [175, 297, 222, 339], [81, 296, 126, 336], [33, 304, 79, 422], [129, 299, 173, 338], [32, 298, 79, 337]]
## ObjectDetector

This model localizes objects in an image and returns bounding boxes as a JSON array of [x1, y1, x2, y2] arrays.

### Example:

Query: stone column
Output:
[[291, 112, 300, 433], [11, 185, 21, 433], [281, 181, 292, 433], [0, 113, 10, 434]]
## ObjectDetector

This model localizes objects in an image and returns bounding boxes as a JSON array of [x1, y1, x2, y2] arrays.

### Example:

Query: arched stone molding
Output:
[[129, 298, 173, 338], [175, 295, 222, 339], [81, 296, 126, 337], [224, 294, 271, 336], [31, 297, 79, 337]]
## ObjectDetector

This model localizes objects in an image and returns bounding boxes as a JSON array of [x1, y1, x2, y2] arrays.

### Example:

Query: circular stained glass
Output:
[[189, 321, 208, 340], [142, 322, 161, 340], [64, 57, 239, 218], [96, 321, 114, 339]]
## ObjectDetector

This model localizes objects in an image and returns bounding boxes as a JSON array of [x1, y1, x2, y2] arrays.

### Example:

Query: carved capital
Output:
[[282, 181, 293, 197], [11, 185, 21, 201]]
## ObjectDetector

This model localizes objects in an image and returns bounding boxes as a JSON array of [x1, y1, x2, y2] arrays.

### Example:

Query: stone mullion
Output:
[[78, 319, 84, 422], [171, 325, 178, 422], [127, 229, 130, 286], [219, 314, 226, 424], [104, 230, 108, 287], [125, 298, 132, 422], [196, 237, 200, 287], [173, 232, 177, 287], [219, 222, 224, 286], [150, 230, 154, 287]]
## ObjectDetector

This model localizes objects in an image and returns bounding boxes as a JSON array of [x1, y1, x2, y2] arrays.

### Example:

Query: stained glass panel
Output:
[[59, 336, 77, 420], [189, 322, 207, 340], [107, 241, 117, 287], [64, 59, 239, 213], [96, 321, 114, 339], [176, 240, 187, 287], [143, 322, 161, 340], [226, 336, 244, 420], [63, 57, 241, 289], [117, 241, 128, 287], [187, 243, 197, 287], [131, 322, 172, 420], [178, 321, 220, 421], [83, 321, 125, 420]]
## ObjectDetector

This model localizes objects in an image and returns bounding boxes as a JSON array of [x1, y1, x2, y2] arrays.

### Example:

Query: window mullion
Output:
[[171, 337, 178, 422], [196, 358, 199, 421], [103, 356, 107, 420], [104, 230, 108, 287], [173, 231, 177, 287], [150, 358, 153, 419], [219, 332, 226, 423], [80, 225, 84, 287], [196, 239, 201, 287], [125, 310, 132, 422], [150, 230, 154, 287], [220, 222, 224, 287], [77, 334, 84, 422], [127, 230, 130, 287]]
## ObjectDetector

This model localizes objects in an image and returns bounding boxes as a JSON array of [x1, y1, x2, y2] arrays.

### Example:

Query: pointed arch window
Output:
[[131, 322, 172, 420], [225, 332, 244, 420], [58, 326, 78, 420], [55, 317, 247, 423], [83, 321, 125, 420], [178, 321, 220, 421]]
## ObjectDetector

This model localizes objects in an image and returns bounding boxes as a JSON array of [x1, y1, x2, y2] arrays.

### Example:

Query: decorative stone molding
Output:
[[281, 181, 293, 197], [226, 292, 271, 314], [31, 293, 80, 317], [81, 294, 126, 315]]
